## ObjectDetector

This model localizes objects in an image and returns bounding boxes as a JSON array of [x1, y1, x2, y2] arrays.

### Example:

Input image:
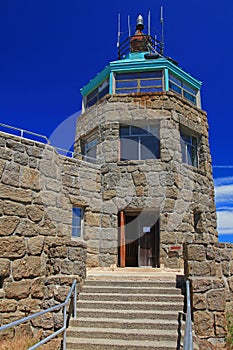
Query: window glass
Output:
[[169, 75, 182, 86], [131, 126, 148, 136], [180, 131, 198, 167], [140, 79, 162, 87], [169, 74, 198, 105], [141, 135, 159, 160], [169, 82, 182, 94], [183, 91, 196, 104], [81, 135, 98, 163], [140, 87, 163, 93], [115, 71, 163, 94], [86, 80, 109, 108], [120, 137, 138, 161], [116, 80, 138, 89], [72, 207, 82, 238], [120, 125, 160, 161], [116, 89, 138, 94]]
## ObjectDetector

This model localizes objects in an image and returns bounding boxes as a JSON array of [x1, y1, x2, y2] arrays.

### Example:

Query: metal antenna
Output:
[[160, 6, 164, 55], [148, 10, 151, 36], [128, 15, 131, 37], [117, 13, 121, 48]]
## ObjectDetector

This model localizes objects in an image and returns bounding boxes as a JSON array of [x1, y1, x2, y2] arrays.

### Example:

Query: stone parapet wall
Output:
[[0, 131, 100, 334], [184, 242, 233, 348]]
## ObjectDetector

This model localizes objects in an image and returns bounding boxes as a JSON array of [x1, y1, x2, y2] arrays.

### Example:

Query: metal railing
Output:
[[0, 122, 101, 165], [184, 280, 193, 350], [0, 279, 77, 350], [118, 34, 163, 60], [0, 123, 50, 144]]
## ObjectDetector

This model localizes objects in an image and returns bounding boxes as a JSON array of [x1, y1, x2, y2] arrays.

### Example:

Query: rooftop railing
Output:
[[118, 34, 163, 60]]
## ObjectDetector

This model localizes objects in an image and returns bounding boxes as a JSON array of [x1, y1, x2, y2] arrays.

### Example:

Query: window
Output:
[[115, 71, 163, 94], [72, 207, 83, 238], [120, 125, 160, 161], [81, 134, 98, 163], [169, 74, 197, 105], [180, 131, 198, 167], [86, 79, 109, 108]]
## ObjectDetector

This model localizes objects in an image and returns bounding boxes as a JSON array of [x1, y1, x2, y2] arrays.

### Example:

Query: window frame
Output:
[[169, 73, 197, 105], [86, 79, 109, 108], [72, 207, 84, 239], [180, 129, 199, 167], [81, 131, 98, 163], [115, 71, 164, 94], [119, 124, 160, 161]]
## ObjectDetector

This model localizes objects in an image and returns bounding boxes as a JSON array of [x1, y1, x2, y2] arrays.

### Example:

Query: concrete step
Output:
[[79, 292, 183, 303], [75, 308, 183, 320], [77, 300, 184, 311], [82, 285, 181, 295], [66, 337, 178, 350], [84, 280, 178, 288], [70, 317, 180, 330], [67, 326, 179, 342]]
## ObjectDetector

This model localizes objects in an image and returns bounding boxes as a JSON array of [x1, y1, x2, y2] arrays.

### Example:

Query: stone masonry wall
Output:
[[184, 242, 233, 348], [0, 131, 102, 335], [74, 92, 218, 268]]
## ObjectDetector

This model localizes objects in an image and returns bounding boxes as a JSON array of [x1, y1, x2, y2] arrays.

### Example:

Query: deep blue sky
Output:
[[0, 0, 233, 241]]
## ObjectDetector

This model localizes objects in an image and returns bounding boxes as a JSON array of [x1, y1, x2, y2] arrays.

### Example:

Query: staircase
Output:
[[66, 269, 185, 350]]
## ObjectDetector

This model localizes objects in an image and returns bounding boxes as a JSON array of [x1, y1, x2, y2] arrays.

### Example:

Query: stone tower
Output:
[[74, 14, 217, 269]]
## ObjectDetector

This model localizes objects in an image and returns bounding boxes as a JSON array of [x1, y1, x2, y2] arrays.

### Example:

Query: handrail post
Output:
[[184, 280, 193, 350], [63, 304, 67, 350], [74, 283, 77, 319]]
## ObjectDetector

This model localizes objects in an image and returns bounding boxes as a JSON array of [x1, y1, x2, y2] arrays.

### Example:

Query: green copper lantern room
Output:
[[80, 14, 202, 111]]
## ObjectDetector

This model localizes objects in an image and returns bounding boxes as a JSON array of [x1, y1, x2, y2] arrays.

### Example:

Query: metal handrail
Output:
[[0, 122, 102, 165], [0, 123, 50, 144], [184, 280, 193, 350], [0, 279, 77, 350]]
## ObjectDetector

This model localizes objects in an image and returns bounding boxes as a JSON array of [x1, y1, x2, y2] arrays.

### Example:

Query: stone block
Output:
[[5, 280, 31, 299], [193, 293, 206, 310], [0, 237, 26, 258], [0, 259, 10, 278], [60, 260, 73, 274], [14, 152, 28, 165], [214, 312, 227, 336], [2, 163, 20, 187], [26, 205, 44, 222], [49, 245, 67, 259], [207, 290, 226, 311], [31, 312, 54, 329], [31, 278, 45, 299], [68, 247, 83, 261], [0, 299, 18, 313], [132, 171, 146, 186], [12, 256, 46, 280], [0, 216, 20, 236], [39, 160, 58, 179], [189, 261, 210, 276], [194, 311, 215, 337], [3, 201, 26, 217], [103, 189, 116, 200], [0, 184, 32, 203], [187, 244, 206, 261], [21, 167, 40, 190], [16, 219, 38, 237], [85, 212, 100, 226], [28, 236, 44, 255]]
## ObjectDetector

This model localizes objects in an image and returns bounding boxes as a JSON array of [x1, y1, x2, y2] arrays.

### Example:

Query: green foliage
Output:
[[227, 312, 233, 349]]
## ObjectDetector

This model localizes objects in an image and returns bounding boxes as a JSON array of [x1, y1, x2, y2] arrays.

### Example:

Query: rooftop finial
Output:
[[136, 15, 144, 31]]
